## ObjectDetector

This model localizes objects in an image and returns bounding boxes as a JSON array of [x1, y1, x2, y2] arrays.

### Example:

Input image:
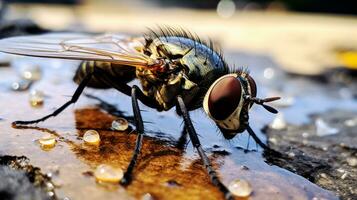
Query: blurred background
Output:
[[3, 0, 357, 14], [1, 0, 357, 75]]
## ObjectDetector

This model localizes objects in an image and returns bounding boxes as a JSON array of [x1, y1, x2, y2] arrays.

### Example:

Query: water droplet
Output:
[[341, 172, 348, 180], [46, 172, 54, 178], [263, 67, 275, 79], [39, 133, 56, 149], [46, 182, 55, 190], [344, 118, 357, 127], [319, 173, 328, 179], [47, 191, 55, 197], [217, 0, 236, 19], [21, 65, 42, 81], [83, 130, 100, 146], [29, 89, 44, 107], [228, 179, 253, 197], [315, 118, 339, 136], [94, 164, 123, 183], [270, 113, 286, 130], [346, 157, 357, 167], [302, 132, 310, 138], [111, 118, 129, 131], [47, 165, 60, 175], [141, 193, 154, 200], [288, 152, 295, 158], [11, 79, 33, 91]]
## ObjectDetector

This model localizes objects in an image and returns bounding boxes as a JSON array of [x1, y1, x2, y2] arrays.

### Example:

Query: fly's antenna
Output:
[[244, 96, 280, 114]]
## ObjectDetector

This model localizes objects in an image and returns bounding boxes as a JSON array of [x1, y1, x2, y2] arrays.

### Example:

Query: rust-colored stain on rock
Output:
[[73, 108, 223, 200]]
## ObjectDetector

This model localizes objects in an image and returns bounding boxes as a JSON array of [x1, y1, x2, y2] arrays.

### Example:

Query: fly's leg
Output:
[[246, 125, 269, 150], [13, 73, 93, 126], [120, 85, 144, 185], [92, 67, 160, 109], [176, 96, 233, 200], [246, 125, 282, 156], [245, 134, 251, 153], [176, 126, 188, 150], [13, 66, 159, 126]]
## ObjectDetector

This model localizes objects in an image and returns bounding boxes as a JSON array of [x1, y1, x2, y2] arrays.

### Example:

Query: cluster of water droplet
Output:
[[82, 118, 129, 183]]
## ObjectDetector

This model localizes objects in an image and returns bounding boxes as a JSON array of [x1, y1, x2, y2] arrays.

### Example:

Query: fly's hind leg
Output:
[[83, 70, 159, 185], [12, 62, 144, 126], [13, 72, 94, 126]]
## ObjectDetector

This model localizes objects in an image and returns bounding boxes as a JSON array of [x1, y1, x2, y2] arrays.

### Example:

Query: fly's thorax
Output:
[[145, 36, 227, 81], [138, 36, 228, 111], [203, 72, 257, 139], [136, 68, 199, 111]]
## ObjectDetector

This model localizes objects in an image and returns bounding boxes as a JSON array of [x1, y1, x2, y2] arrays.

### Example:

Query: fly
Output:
[[0, 27, 280, 200]]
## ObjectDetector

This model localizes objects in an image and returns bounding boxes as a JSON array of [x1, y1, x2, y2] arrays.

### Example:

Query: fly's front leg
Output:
[[120, 85, 145, 185], [13, 73, 93, 126], [246, 125, 282, 156], [176, 96, 233, 200]]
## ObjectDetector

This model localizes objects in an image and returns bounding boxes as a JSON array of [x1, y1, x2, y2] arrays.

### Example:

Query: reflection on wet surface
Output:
[[0, 55, 347, 199]]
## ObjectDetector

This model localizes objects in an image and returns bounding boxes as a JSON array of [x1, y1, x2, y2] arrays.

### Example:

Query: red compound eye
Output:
[[246, 75, 257, 98], [208, 76, 241, 120]]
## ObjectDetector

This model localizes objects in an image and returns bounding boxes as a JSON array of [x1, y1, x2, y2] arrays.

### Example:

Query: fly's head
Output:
[[203, 72, 280, 139]]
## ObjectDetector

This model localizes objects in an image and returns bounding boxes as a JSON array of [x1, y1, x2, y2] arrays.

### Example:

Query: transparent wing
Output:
[[0, 33, 152, 67]]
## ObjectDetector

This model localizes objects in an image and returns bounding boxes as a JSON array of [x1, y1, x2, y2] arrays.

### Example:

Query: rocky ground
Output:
[[264, 109, 357, 200], [0, 155, 56, 200]]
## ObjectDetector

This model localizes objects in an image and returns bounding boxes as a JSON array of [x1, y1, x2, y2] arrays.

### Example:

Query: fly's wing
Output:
[[0, 33, 152, 67]]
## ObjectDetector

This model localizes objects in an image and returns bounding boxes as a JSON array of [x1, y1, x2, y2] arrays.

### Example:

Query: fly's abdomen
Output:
[[73, 61, 136, 89], [73, 61, 109, 88]]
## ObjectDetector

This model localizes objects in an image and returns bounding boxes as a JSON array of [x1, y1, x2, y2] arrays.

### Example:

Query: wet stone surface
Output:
[[264, 110, 357, 200], [0, 52, 353, 200]]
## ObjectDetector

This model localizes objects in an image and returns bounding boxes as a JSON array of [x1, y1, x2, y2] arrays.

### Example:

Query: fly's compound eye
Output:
[[203, 75, 247, 139], [207, 76, 242, 120]]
